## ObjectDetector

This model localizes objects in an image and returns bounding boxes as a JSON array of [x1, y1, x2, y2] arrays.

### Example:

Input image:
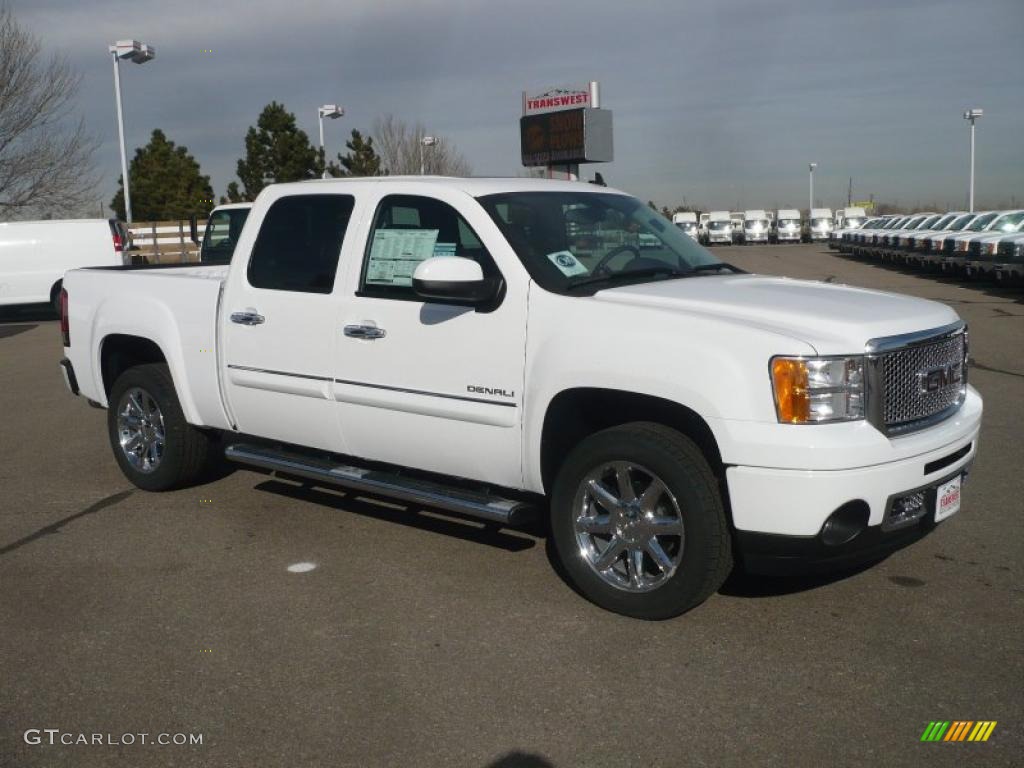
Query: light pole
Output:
[[108, 40, 155, 225], [317, 104, 344, 179], [963, 108, 983, 212], [420, 135, 437, 175], [808, 162, 817, 213]]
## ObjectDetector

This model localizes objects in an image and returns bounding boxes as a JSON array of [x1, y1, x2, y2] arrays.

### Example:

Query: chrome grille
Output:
[[866, 324, 967, 435]]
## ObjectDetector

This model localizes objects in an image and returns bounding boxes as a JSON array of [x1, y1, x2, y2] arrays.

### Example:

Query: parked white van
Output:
[[807, 208, 834, 242], [0, 219, 128, 311], [672, 211, 699, 240], [742, 209, 770, 244], [775, 209, 801, 243], [706, 211, 734, 245]]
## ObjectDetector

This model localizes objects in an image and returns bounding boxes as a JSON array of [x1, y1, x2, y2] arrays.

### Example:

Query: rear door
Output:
[[330, 188, 528, 489], [220, 191, 361, 453]]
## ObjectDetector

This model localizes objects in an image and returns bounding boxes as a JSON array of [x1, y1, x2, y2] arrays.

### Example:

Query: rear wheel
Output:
[[550, 422, 732, 620], [107, 363, 217, 491]]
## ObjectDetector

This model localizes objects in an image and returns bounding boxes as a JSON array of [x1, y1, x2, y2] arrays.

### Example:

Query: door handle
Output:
[[230, 311, 265, 326], [343, 324, 386, 340]]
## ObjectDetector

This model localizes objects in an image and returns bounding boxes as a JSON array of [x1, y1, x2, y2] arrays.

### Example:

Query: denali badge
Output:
[[916, 363, 962, 394], [468, 385, 514, 398]]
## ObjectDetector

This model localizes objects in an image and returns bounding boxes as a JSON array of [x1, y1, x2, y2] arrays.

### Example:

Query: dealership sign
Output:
[[522, 82, 598, 116], [520, 107, 613, 166]]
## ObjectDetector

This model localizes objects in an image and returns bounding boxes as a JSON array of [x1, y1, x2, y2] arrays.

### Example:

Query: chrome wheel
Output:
[[573, 461, 685, 593], [116, 386, 165, 473]]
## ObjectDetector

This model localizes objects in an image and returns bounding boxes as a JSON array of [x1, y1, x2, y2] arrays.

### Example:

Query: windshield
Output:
[[778, 219, 799, 227], [966, 213, 998, 231], [928, 214, 956, 230], [478, 192, 724, 294], [914, 215, 942, 229], [745, 219, 769, 228], [988, 212, 1024, 232], [845, 217, 865, 228], [947, 214, 974, 231], [709, 220, 732, 230], [676, 222, 697, 231], [201, 208, 250, 263], [811, 218, 831, 227]]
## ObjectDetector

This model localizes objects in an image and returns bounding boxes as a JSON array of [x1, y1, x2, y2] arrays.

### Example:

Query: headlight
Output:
[[771, 356, 865, 424]]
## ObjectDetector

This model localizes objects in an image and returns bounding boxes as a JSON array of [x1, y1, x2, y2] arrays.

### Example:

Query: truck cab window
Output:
[[248, 194, 355, 293], [360, 194, 497, 299]]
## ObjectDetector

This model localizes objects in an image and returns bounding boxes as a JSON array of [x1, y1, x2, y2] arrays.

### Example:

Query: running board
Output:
[[224, 443, 535, 526]]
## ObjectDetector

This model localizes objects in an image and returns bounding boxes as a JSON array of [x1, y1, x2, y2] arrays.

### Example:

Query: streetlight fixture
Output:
[[808, 162, 817, 213], [420, 135, 438, 175], [317, 104, 344, 179], [963, 108, 983, 212], [108, 40, 156, 225]]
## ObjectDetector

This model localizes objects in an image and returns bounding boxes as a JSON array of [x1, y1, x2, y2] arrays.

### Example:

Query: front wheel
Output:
[[107, 363, 217, 491], [550, 423, 732, 620]]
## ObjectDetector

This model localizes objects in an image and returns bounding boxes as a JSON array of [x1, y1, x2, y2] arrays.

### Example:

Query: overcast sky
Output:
[[12, 0, 1024, 213]]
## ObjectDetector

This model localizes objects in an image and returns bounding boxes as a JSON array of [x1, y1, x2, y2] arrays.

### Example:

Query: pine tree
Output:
[[110, 129, 213, 220], [228, 102, 318, 201], [327, 129, 384, 177]]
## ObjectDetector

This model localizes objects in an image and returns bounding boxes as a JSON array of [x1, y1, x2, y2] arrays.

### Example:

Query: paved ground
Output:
[[1, 244, 1021, 767]]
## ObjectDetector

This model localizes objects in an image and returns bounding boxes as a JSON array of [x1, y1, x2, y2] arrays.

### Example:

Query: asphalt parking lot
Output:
[[1, 244, 1021, 768]]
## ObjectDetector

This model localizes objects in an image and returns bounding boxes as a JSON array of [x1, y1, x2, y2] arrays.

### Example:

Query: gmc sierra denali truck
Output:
[[58, 177, 981, 620]]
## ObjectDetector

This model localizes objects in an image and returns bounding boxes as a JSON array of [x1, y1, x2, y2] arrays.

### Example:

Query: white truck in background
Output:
[[706, 211, 734, 245], [190, 203, 254, 264], [807, 208, 834, 242], [58, 176, 980, 620], [742, 210, 770, 244], [672, 211, 699, 240], [0, 218, 130, 312], [775, 209, 802, 243]]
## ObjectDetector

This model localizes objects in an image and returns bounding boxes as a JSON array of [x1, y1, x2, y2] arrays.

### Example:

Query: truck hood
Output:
[[592, 274, 959, 355]]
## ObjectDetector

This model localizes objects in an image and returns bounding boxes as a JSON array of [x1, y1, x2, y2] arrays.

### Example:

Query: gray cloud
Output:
[[12, 0, 1024, 213]]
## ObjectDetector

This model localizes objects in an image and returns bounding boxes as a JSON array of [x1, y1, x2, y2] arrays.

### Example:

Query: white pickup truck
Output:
[[58, 177, 982, 619]]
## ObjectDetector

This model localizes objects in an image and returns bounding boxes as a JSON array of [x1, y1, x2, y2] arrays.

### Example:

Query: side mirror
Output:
[[189, 214, 200, 246], [412, 257, 497, 304]]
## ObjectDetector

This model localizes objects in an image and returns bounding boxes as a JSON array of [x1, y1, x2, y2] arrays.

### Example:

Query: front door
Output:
[[332, 190, 528, 489], [220, 192, 360, 453]]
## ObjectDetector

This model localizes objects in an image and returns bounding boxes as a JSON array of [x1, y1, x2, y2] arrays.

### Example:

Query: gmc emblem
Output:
[[916, 363, 962, 394]]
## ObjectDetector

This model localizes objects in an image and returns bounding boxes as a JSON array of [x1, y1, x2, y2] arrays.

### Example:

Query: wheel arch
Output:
[[100, 334, 169, 397], [538, 387, 724, 495]]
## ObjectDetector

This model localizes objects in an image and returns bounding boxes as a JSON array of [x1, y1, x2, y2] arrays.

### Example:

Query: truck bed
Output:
[[63, 264, 233, 430]]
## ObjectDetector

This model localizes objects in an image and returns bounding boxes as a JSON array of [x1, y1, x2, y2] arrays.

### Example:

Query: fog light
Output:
[[820, 501, 869, 546], [885, 491, 927, 530]]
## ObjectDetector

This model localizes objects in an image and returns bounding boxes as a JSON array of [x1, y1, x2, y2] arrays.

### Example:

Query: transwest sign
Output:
[[522, 82, 598, 116]]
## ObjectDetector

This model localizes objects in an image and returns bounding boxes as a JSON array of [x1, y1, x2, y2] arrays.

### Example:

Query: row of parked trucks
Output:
[[831, 209, 1024, 283], [672, 207, 866, 245]]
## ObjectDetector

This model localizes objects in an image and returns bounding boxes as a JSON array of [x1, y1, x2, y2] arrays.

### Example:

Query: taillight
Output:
[[112, 232, 123, 252], [60, 288, 70, 347]]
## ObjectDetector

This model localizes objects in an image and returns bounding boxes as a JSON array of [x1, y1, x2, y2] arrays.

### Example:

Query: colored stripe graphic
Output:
[[921, 721, 996, 742]]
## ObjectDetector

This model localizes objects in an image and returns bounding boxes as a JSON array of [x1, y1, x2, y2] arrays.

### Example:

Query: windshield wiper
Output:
[[566, 266, 687, 292]]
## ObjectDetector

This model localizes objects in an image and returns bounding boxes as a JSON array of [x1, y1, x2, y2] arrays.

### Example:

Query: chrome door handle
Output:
[[230, 311, 265, 326], [343, 324, 386, 340]]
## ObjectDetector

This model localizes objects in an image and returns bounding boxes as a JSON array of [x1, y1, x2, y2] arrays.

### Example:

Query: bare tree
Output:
[[372, 114, 472, 176], [0, 5, 97, 220]]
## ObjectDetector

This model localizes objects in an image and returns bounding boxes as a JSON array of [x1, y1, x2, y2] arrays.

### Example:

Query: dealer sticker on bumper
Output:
[[935, 476, 962, 523]]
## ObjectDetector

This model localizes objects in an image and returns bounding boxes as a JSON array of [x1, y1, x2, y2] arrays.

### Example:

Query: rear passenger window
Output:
[[248, 194, 355, 294], [360, 194, 497, 300]]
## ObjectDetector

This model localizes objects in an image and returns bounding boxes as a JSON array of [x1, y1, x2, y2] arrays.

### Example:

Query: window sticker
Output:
[[433, 242, 457, 257], [366, 229, 440, 286], [546, 250, 589, 277]]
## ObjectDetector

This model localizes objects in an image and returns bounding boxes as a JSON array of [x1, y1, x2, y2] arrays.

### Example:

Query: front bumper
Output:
[[726, 401, 980, 572]]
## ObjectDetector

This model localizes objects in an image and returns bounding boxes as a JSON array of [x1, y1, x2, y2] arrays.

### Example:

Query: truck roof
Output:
[[212, 202, 254, 212], [262, 176, 627, 199]]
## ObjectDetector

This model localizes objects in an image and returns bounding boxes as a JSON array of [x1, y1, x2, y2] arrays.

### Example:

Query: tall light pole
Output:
[[963, 108, 983, 212], [420, 135, 437, 175], [108, 40, 155, 225], [808, 162, 817, 213], [317, 104, 344, 179]]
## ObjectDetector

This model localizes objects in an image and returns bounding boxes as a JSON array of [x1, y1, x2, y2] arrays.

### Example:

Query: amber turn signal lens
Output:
[[772, 358, 810, 423]]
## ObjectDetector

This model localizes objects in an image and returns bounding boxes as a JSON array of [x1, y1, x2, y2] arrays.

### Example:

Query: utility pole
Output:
[[847, 177, 853, 207]]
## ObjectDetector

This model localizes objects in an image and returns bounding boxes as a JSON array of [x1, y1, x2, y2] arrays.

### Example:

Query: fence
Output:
[[127, 220, 207, 264]]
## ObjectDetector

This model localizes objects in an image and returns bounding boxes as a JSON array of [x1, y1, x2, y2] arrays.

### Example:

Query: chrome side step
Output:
[[224, 443, 535, 526]]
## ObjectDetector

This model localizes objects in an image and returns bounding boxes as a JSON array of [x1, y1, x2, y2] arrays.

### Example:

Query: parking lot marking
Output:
[[287, 562, 317, 573]]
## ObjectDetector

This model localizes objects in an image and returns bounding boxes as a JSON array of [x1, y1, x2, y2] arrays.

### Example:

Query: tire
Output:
[[50, 280, 63, 317], [550, 422, 732, 620], [107, 363, 217, 491]]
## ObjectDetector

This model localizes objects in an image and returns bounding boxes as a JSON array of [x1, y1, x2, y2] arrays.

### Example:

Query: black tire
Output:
[[550, 422, 732, 620], [107, 363, 217, 491], [50, 280, 62, 317]]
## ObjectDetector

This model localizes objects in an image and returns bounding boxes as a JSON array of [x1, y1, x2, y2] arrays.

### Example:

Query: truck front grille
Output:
[[866, 324, 967, 435], [998, 240, 1014, 260]]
